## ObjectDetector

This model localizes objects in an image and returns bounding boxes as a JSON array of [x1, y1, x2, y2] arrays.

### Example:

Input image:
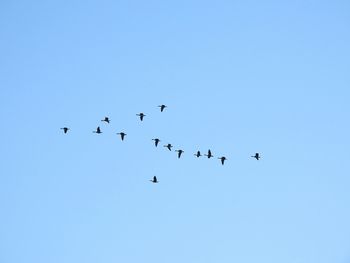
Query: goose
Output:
[[218, 156, 227, 165], [150, 176, 158, 183], [158, 104, 167, 112], [136, 113, 146, 121], [175, 149, 184, 158], [101, 117, 110, 123], [251, 153, 260, 160], [152, 138, 161, 147], [93, 126, 102, 134], [117, 132, 127, 141], [61, 127, 69, 134], [204, 149, 213, 158], [194, 151, 201, 158], [164, 143, 173, 151]]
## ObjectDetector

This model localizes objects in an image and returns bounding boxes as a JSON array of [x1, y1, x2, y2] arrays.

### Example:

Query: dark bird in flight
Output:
[[218, 156, 227, 165], [152, 138, 161, 147], [251, 153, 260, 160], [204, 149, 214, 158], [136, 113, 146, 121], [164, 143, 173, 151], [194, 151, 201, 158], [93, 126, 102, 134], [158, 104, 167, 112], [61, 127, 69, 134], [175, 149, 184, 158], [117, 132, 127, 141], [150, 176, 158, 183], [101, 117, 110, 123]]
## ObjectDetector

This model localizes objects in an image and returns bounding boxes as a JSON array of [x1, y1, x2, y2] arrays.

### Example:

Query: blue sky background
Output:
[[1, 0, 350, 262]]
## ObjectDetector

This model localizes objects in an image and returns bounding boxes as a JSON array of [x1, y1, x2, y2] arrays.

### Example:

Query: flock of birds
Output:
[[61, 104, 261, 183]]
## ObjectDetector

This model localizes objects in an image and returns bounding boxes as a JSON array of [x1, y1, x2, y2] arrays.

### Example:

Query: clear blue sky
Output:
[[1, 1, 350, 262]]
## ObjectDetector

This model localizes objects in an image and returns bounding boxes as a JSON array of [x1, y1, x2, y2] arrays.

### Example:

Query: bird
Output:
[[218, 156, 227, 165], [164, 143, 173, 151], [158, 104, 167, 112], [194, 151, 201, 158], [175, 149, 184, 158], [61, 127, 69, 134], [101, 117, 110, 123], [150, 176, 158, 183], [152, 138, 161, 147], [117, 132, 127, 141], [251, 153, 260, 160], [204, 149, 213, 158], [93, 126, 102, 134], [136, 113, 146, 121]]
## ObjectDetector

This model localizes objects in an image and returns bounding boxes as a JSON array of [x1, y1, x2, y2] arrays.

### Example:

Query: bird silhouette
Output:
[[218, 156, 227, 165], [150, 176, 158, 183], [158, 104, 167, 112], [251, 153, 260, 160], [61, 127, 69, 134], [101, 117, 110, 123], [175, 149, 184, 158], [93, 126, 102, 134], [117, 132, 127, 141], [136, 113, 146, 121], [194, 151, 201, 157], [164, 143, 173, 151], [204, 149, 213, 158], [152, 138, 161, 147]]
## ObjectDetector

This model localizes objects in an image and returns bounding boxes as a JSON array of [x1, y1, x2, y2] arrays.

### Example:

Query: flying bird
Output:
[[158, 104, 167, 112], [194, 151, 201, 158], [93, 126, 102, 134], [204, 149, 214, 158], [152, 138, 161, 147], [164, 143, 173, 151], [218, 156, 227, 165], [61, 127, 69, 134], [117, 132, 127, 141], [101, 117, 110, 123], [150, 176, 158, 183], [175, 149, 184, 158], [136, 113, 146, 121], [251, 153, 260, 160]]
